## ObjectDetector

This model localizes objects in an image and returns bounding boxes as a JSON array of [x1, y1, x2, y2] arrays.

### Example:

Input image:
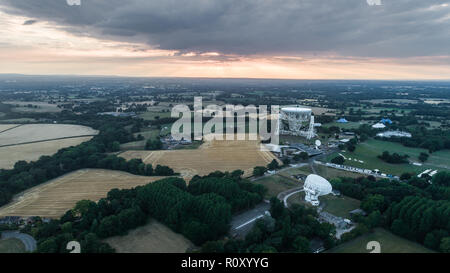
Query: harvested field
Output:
[[5, 101, 62, 113], [105, 219, 194, 253], [0, 169, 165, 218], [0, 124, 98, 146], [0, 124, 20, 133], [0, 136, 93, 169], [120, 136, 280, 179]]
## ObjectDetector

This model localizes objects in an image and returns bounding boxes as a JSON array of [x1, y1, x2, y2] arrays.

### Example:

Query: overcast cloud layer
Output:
[[1, 0, 449, 58]]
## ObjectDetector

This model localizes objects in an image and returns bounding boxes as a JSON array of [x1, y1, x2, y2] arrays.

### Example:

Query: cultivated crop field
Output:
[[0, 169, 165, 218], [0, 124, 20, 133], [0, 137, 93, 169], [0, 124, 98, 169], [0, 124, 98, 146], [105, 219, 194, 253], [120, 136, 280, 179]]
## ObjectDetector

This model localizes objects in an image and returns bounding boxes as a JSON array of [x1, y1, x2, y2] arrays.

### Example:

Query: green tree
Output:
[[111, 141, 120, 152], [331, 156, 345, 165], [293, 236, 310, 253], [440, 237, 450, 253], [253, 166, 267, 177], [361, 194, 385, 214], [418, 152, 429, 163], [267, 159, 280, 170]]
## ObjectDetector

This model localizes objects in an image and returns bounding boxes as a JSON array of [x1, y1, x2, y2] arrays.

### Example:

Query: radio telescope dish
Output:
[[304, 174, 332, 206], [315, 140, 322, 147]]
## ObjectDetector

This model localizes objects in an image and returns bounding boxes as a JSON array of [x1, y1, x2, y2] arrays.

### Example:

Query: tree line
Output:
[[331, 172, 450, 252], [0, 121, 174, 207], [30, 170, 266, 252]]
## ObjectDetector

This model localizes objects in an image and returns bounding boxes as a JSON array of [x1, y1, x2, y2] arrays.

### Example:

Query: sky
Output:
[[0, 0, 449, 80]]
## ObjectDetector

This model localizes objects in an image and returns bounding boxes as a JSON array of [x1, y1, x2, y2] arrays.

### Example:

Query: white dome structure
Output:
[[304, 174, 332, 206], [372, 123, 386, 129]]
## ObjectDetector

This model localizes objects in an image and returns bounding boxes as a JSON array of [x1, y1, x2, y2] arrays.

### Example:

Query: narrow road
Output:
[[282, 188, 304, 208], [230, 202, 271, 238]]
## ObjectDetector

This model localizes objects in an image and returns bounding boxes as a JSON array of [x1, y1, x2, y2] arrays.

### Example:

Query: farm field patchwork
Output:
[[5, 101, 62, 113], [0, 124, 98, 146], [0, 124, 99, 169], [120, 137, 280, 179], [0, 136, 94, 169], [0, 169, 165, 218], [0, 124, 20, 133], [105, 219, 194, 253]]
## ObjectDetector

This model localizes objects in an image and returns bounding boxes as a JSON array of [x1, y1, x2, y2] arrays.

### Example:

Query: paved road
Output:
[[1, 231, 37, 252], [280, 188, 304, 208], [230, 202, 271, 239]]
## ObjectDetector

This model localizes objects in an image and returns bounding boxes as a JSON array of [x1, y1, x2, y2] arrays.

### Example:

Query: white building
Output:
[[376, 131, 412, 138], [372, 123, 386, 129]]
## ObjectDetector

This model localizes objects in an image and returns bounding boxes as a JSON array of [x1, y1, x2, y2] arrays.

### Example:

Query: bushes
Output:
[[145, 139, 163, 150], [253, 166, 267, 177], [267, 159, 280, 170], [188, 177, 264, 213], [331, 156, 345, 165], [378, 151, 409, 164]]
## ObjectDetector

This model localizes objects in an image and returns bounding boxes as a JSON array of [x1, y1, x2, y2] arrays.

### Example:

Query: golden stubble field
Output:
[[0, 169, 165, 218], [0, 124, 98, 146], [105, 219, 194, 253], [0, 124, 98, 169], [0, 124, 20, 133], [119, 134, 281, 179], [0, 136, 94, 169]]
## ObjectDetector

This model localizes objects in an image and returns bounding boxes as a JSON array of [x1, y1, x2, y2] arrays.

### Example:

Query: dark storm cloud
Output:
[[22, 19, 37, 25], [1, 0, 449, 57]]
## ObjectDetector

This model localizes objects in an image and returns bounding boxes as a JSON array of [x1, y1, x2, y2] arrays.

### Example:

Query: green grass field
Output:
[[326, 139, 450, 176], [253, 174, 300, 198], [319, 195, 360, 218], [120, 128, 160, 150], [0, 238, 26, 253], [327, 228, 435, 253], [314, 164, 367, 180], [139, 111, 172, 121]]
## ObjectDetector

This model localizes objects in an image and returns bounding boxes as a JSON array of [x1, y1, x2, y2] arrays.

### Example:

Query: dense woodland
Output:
[[27, 171, 266, 253], [200, 198, 336, 253], [331, 173, 450, 252]]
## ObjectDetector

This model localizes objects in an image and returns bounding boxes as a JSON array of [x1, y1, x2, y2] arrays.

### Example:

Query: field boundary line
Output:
[[0, 134, 96, 148], [0, 124, 24, 135]]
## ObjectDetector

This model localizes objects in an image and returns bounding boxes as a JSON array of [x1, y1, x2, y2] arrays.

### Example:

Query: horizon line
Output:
[[1, 73, 450, 82]]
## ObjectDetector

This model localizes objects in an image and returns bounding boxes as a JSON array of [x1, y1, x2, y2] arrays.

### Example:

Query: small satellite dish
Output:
[[315, 140, 322, 148]]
